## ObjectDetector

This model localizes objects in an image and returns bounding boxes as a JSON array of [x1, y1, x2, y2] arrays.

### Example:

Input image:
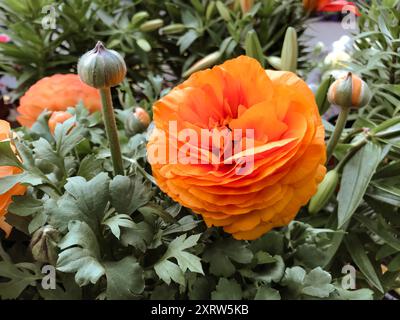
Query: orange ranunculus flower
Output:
[[17, 74, 101, 128], [147, 56, 326, 240], [0, 120, 26, 236], [48, 111, 74, 134]]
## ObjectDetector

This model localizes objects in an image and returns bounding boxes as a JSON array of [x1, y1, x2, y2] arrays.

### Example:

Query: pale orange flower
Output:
[[17, 74, 101, 128], [147, 56, 326, 240], [48, 111, 74, 134]]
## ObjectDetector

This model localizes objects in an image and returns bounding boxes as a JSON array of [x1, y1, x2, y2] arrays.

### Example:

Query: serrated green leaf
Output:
[[46, 173, 110, 233], [211, 278, 242, 300], [110, 175, 151, 215], [102, 214, 135, 239], [302, 267, 335, 298], [254, 286, 281, 300], [203, 238, 253, 277], [154, 234, 203, 285], [104, 256, 144, 300], [57, 220, 105, 287], [77, 154, 103, 180]]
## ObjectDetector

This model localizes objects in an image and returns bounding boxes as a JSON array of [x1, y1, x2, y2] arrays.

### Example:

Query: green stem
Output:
[[326, 106, 350, 162], [100, 87, 124, 176]]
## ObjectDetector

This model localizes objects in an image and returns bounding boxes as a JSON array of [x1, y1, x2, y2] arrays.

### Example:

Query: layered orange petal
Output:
[[147, 56, 326, 240]]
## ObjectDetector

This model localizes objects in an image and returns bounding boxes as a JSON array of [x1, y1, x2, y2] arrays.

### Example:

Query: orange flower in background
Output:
[[0, 120, 26, 236], [147, 56, 326, 240], [17, 74, 101, 128], [48, 111, 74, 134]]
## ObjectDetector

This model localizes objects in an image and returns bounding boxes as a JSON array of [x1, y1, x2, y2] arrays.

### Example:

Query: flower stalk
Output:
[[326, 105, 350, 161], [100, 87, 124, 176], [78, 41, 127, 176]]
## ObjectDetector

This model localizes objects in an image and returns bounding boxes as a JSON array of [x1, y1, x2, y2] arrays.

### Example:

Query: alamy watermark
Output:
[[147, 121, 256, 175], [41, 5, 58, 30]]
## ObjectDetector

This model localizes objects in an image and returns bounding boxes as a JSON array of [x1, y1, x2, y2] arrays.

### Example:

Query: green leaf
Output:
[[77, 154, 103, 180], [240, 255, 285, 283], [354, 214, 400, 251], [302, 267, 335, 298], [337, 142, 382, 228], [0, 172, 42, 195], [120, 221, 154, 252], [110, 175, 152, 215], [203, 238, 253, 277], [344, 234, 384, 293], [154, 234, 203, 285], [54, 116, 84, 157], [104, 256, 145, 300], [0, 260, 41, 299], [57, 220, 105, 287], [211, 278, 242, 300], [335, 287, 374, 300], [178, 29, 199, 53], [254, 286, 281, 300], [0, 140, 22, 168], [281, 266, 306, 297], [102, 214, 135, 239], [46, 173, 110, 233]]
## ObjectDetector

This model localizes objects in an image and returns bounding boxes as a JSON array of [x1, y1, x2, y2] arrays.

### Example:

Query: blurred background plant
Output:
[[0, 0, 309, 102], [305, 0, 400, 300]]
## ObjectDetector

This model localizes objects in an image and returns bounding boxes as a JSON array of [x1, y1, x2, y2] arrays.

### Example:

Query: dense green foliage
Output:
[[0, 0, 307, 98]]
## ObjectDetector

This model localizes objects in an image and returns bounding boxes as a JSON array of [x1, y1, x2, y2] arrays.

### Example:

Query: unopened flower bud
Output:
[[160, 23, 186, 35], [245, 30, 265, 67], [328, 72, 371, 108], [206, 1, 216, 20], [125, 107, 151, 137], [308, 170, 339, 214], [216, 1, 231, 21], [182, 51, 221, 78], [30, 225, 61, 265], [266, 56, 282, 70], [48, 111, 73, 134], [240, 0, 254, 14], [78, 41, 127, 88], [281, 27, 298, 73], [131, 11, 150, 26], [139, 19, 164, 32]]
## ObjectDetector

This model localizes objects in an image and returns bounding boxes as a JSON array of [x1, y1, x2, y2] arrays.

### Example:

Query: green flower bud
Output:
[[245, 30, 265, 67], [315, 75, 334, 115], [281, 27, 298, 73], [308, 170, 339, 214], [327, 72, 371, 109], [131, 11, 150, 26], [160, 23, 186, 35], [216, 1, 231, 21], [78, 41, 127, 88], [266, 56, 282, 70], [30, 225, 61, 265], [182, 51, 221, 78], [125, 107, 151, 137], [139, 19, 164, 32], [206, 1, 216, 20]]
